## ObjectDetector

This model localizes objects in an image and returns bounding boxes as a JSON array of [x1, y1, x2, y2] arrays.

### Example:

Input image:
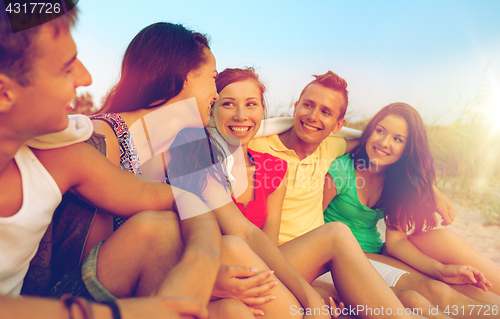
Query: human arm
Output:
[[91, 119, 122, 168], [35, 142, 198, 216], [433, 184, 455, 226], [385, 228, 491, 290], [0, 294, 208, 319], [322, 173, 338, 212], [344, 138, 359, 154], [261, 171, 287, 246]]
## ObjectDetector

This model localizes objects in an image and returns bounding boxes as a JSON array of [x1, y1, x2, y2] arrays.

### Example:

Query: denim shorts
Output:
[[49, 241, 117, 302]]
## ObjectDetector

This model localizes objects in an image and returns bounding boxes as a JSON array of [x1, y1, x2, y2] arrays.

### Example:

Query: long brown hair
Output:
[[99, 22, 209, 114], [351, 103, 437, 233]]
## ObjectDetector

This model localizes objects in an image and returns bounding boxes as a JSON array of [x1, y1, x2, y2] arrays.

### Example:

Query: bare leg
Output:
[[220, 235, 302, 319], [392, 287, 452, 319], [367, 253, 499, 319], [82, 210, 114, 260], [279, 222, 415, 319], [208, 299, 255, 319], [409, 229, 500, 296], [95, 210, 184, 298]]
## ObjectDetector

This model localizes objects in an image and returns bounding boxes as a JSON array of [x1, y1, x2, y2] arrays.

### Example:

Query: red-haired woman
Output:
[[323, 103, 500, 307]]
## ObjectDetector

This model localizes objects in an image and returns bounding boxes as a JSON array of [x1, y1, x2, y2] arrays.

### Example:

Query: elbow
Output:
[[385, 240, 398, 257]]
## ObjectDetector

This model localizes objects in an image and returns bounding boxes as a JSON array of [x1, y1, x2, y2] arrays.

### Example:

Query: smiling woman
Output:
[[323, 102, 500, 307], [213, 79, 265, 148], [365, 114, 408, 170]]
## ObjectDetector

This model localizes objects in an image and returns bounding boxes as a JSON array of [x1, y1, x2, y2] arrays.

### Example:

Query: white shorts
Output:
[[315, 259, 408, 287]]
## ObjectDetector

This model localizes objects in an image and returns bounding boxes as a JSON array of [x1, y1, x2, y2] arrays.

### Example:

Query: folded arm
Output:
[[385, 228, 489, 290]]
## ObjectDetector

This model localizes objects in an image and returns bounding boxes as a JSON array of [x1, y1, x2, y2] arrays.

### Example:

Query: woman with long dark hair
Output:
[[89, 22, 338, 319], [323, 103, 500, 306]]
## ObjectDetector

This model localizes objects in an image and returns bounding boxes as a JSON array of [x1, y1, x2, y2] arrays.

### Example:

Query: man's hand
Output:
[[211, 266, 277, 316]]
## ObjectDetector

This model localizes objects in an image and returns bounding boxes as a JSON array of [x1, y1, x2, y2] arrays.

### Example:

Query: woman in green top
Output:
[[323, 103, 500, 305]]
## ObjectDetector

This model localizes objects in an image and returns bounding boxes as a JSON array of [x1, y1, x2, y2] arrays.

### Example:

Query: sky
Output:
[[72, 0, 500, 126]]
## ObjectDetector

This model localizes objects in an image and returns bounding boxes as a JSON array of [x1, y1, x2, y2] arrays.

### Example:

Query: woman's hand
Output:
[[211, 266, 277, 315], [437, 264, 492, 291], [311, 280, 345, 318]]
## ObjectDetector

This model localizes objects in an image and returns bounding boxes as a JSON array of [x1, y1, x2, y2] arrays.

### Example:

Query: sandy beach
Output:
[[378, 197, 500, 267], [443, 199, 500, 267]]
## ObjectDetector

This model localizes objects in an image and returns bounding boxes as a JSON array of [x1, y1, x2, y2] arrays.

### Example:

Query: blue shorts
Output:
[[49, 241, 117, 302]]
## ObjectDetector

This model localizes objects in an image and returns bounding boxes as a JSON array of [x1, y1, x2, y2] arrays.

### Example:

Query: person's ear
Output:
[[0, 75, 17, 113], [331, 118, 346, 134], [293, 101, 299, 114]]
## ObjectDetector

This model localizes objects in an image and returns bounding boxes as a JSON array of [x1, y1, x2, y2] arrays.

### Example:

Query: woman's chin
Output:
[[221, 134, 241, 147]]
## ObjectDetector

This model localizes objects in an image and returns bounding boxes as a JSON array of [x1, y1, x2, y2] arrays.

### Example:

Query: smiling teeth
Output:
[[374, 148, 388, 156], [302, 122, 320, 131], [230, 126, 250, 132]]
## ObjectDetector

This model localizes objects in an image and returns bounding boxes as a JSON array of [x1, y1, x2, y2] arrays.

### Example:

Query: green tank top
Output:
[[323, 154, 384, 253]]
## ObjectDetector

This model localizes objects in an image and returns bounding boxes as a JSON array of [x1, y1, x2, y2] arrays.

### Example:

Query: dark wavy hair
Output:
[[350, 102, 437, 233], [99, 22, 210, 114]]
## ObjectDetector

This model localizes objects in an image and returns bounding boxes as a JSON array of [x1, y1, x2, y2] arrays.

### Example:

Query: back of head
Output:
[[100, 22, 210, 114], [0, 3, 77, 86], [299, 71, 349, 119]]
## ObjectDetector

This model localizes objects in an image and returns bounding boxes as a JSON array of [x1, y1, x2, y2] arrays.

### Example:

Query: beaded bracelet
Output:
[[61, 294, 94, 319]]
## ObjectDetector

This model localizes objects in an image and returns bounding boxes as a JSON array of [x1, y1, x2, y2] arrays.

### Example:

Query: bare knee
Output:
[[409, 228, 456, 243], [395, 288, 432, 310], [418, 279, 452, 304], [221, 235, 259, 264], [125, 210, 182, 248], [221, 235, 248, 252], [319, 222, 358, 246]]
